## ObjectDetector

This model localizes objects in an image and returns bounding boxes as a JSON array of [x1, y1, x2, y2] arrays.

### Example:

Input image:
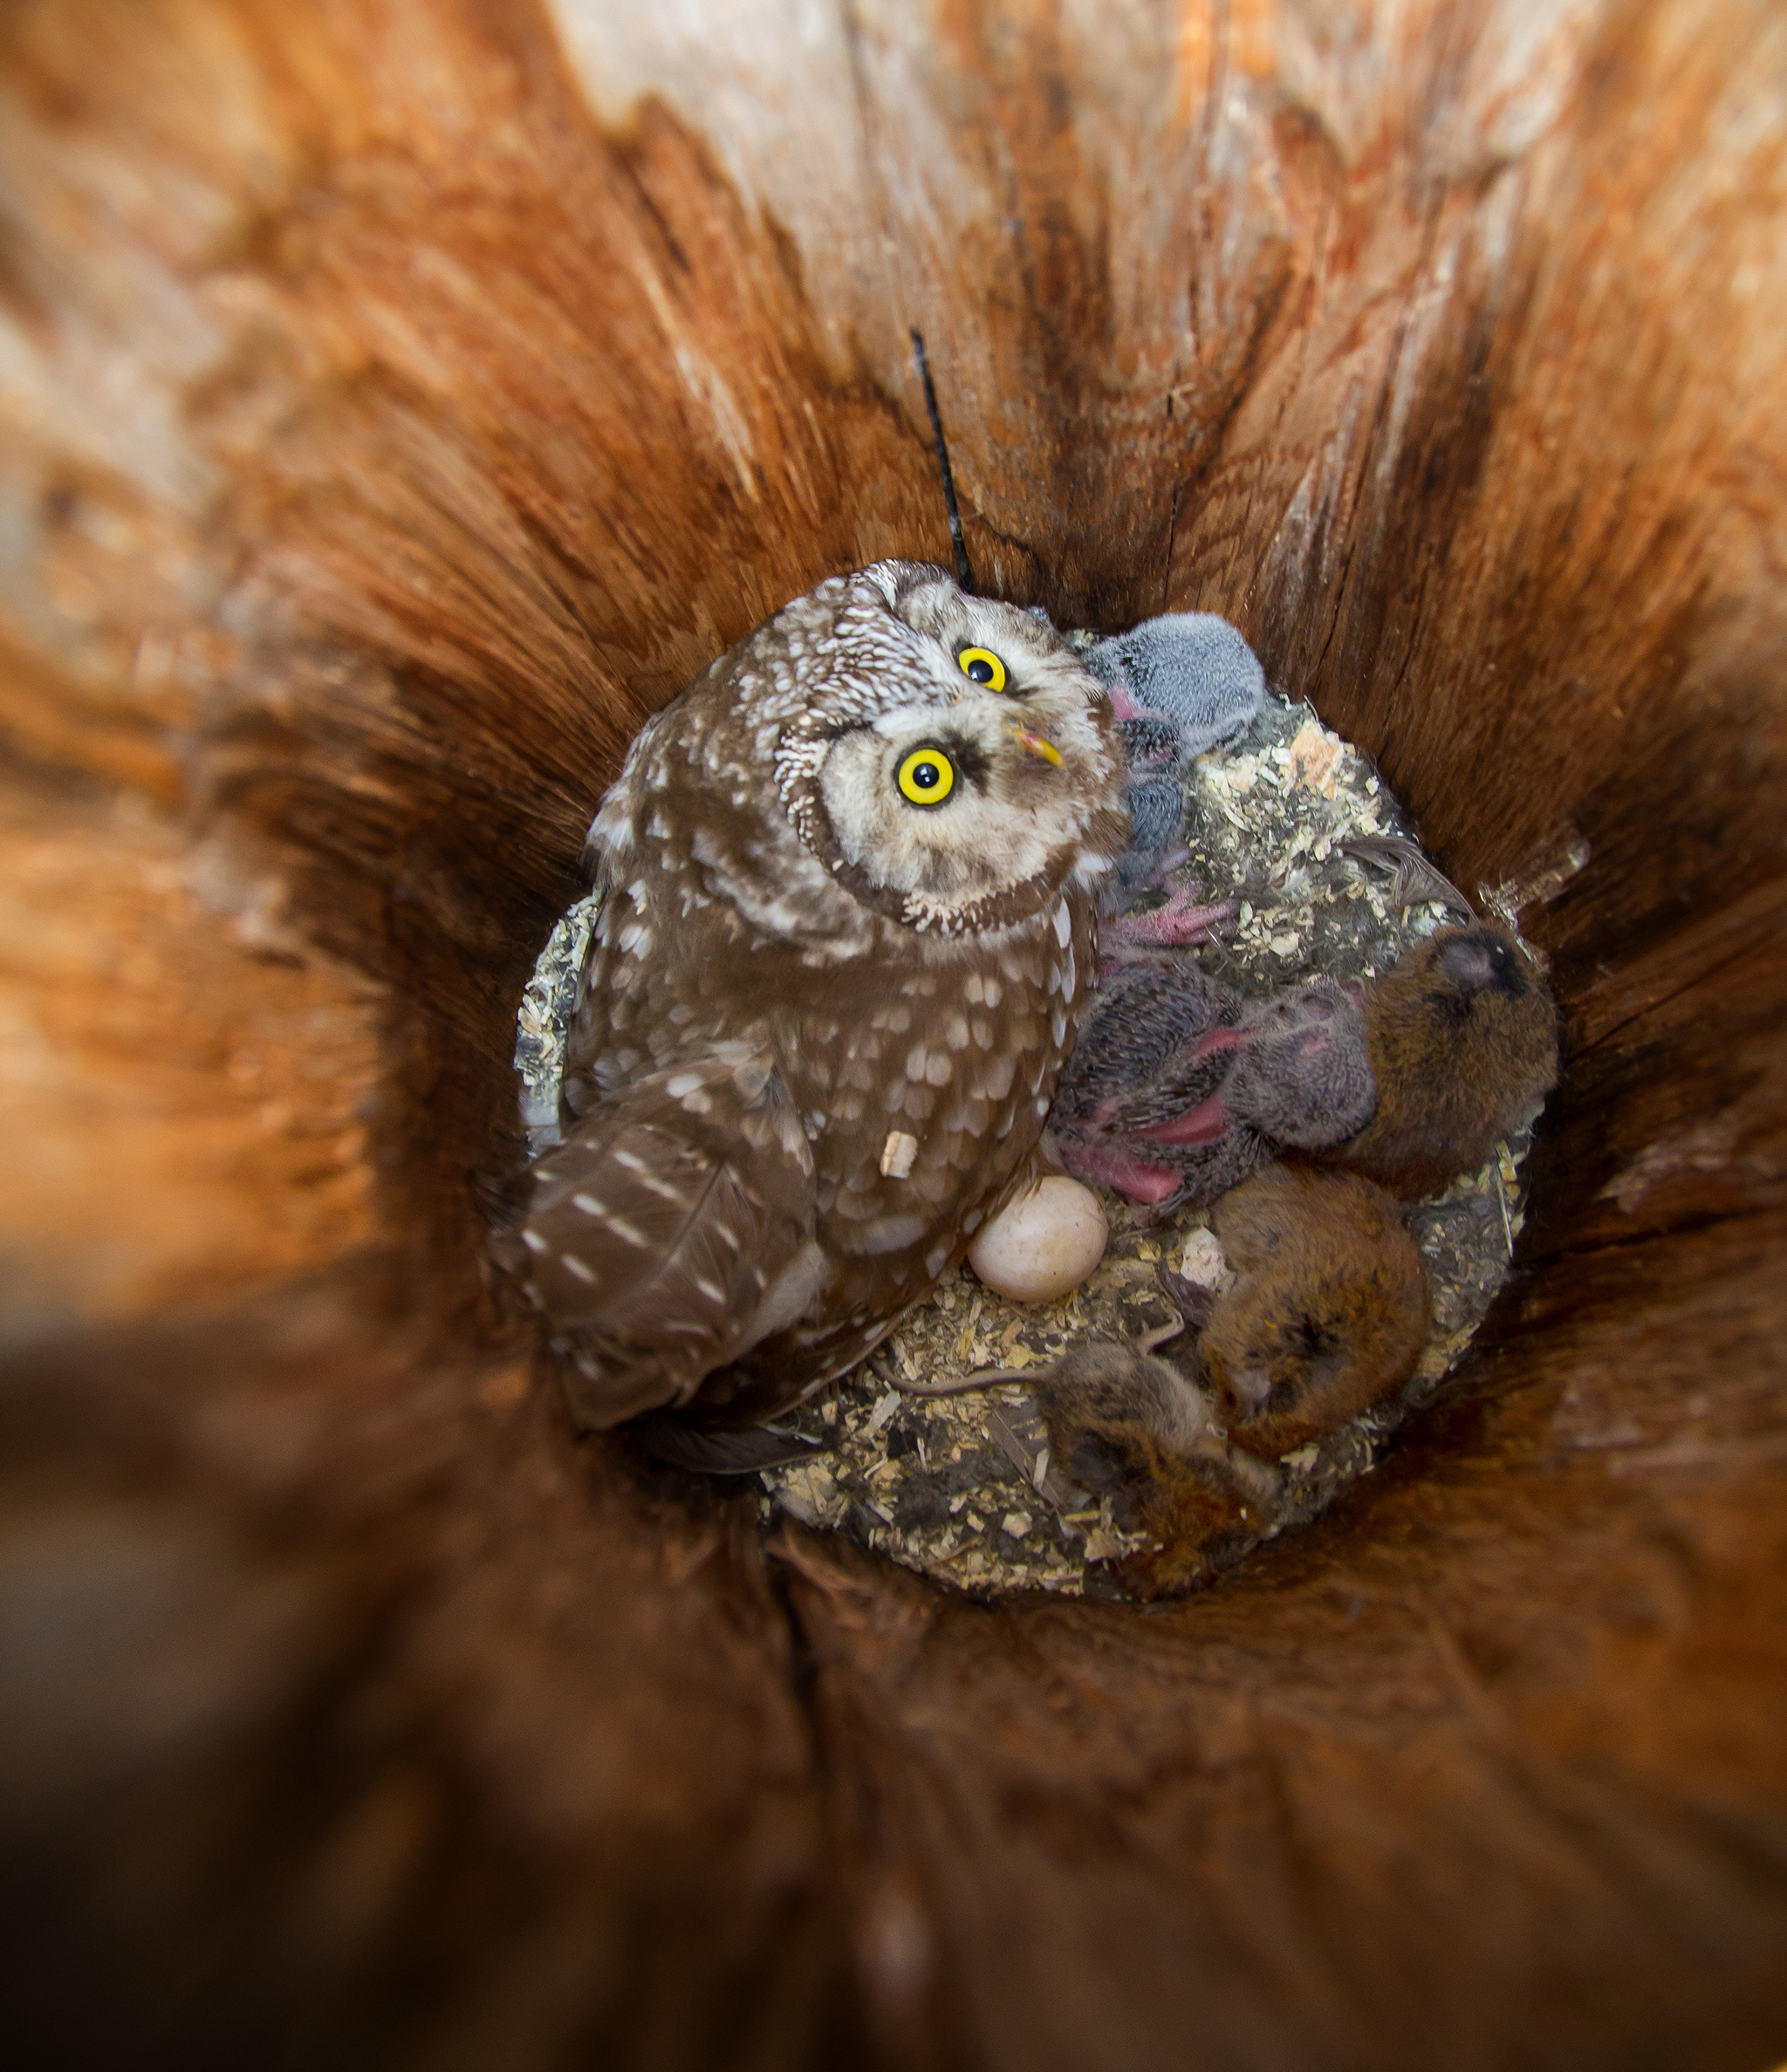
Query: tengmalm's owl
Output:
[[511, 561, 1129, 1461]]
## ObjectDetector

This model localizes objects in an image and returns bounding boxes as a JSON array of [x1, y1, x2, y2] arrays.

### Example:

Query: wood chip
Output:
[[1287, 722, 1344, 796], [880, 1129, 919, 1178]]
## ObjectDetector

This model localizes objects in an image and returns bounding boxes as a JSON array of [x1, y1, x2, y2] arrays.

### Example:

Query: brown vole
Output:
[[885, 1163, 1428, 1590], [890, 1331, 1281, 1598], [1319, 923, 1559, 1199], [1201, 1165, 1430, 1459]]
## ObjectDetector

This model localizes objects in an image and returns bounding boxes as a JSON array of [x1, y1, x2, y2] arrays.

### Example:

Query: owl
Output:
[[510, 561, 1129, 1464]]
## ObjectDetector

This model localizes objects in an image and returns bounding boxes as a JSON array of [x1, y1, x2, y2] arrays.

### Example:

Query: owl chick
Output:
[[1044, 969, 1375, 1209], [1113, 776, 1188, 893], [508, 561, 1129, 1464], [1086, 612, 1265, 777], [1092, 612, 1263, 914]]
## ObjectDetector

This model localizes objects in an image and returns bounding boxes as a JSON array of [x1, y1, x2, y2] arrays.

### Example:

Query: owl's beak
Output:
[[1008, 724, 1065, 768]]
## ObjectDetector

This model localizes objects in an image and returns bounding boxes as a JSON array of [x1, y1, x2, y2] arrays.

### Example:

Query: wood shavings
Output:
[[513, 891, 602, 1149], [863, 1390, 901, 1437], [880, 1130, 919, 1179], [1287, 721, 1345, 796], [1178, 1227, 1232, 1291]]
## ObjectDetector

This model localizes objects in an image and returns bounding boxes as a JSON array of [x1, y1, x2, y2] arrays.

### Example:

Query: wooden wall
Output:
[[1, 2, 1784, 2065]]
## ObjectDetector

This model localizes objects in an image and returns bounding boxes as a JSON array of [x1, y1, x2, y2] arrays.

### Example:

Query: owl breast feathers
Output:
[[510, 561, 1130, 1445]]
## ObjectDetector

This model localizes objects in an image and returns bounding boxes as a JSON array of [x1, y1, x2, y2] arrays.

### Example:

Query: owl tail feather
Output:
[[628, 1412, 826, 1475]]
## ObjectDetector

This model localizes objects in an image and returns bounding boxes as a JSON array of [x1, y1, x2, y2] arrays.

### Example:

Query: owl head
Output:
[[589, 562, 1128, 944], [764, 562, 1131, 933]]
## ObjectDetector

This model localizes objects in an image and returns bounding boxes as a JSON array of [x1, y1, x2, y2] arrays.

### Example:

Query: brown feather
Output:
[[1339, 832, 1476, 920], [522, 1050, 817, 1427], [522, 562, 1128, 1439]]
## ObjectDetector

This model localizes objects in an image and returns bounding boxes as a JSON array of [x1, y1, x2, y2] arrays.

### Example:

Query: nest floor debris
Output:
[[517, 684, 1542, 1600]]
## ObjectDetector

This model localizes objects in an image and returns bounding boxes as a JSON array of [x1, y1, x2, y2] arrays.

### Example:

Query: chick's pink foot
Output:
[[1104, 884, 1238, 960], [1049, 1135, 1184, 1205]]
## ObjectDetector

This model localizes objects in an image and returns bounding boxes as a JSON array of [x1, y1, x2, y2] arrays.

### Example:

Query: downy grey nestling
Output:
[[1045, 967, 1374, 1210]]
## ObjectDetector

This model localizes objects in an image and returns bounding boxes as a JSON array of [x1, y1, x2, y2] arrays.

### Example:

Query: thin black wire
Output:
[[910, 328, 974, 593]]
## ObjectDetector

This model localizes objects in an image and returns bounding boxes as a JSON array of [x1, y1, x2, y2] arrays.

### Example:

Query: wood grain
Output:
[[0, 0, 1783, 2065]]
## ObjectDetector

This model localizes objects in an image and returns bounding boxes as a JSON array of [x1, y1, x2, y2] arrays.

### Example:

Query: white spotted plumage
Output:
[[511, 561, 1128, 1441]]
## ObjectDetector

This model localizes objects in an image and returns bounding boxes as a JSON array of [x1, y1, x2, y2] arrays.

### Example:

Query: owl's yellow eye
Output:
[[957, 646, 1008, 693], [896, 744, 957, 807]]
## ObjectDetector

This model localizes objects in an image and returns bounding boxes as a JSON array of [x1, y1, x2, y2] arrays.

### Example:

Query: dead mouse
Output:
[[890, 1332, 1282, 1599], [882, 1166, 1428, 1587], [1318, 922, 1559, 1199], [1202, 1165, 1430, 1458]]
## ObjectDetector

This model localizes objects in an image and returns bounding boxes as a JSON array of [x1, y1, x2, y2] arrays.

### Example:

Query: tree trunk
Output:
[[1, 3, 1784, 2066]]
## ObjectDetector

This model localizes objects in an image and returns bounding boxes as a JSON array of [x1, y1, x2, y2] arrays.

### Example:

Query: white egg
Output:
[[967, 1175, 1108, 1303]]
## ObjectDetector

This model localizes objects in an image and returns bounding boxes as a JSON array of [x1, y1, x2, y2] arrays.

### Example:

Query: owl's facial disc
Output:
[[814, 677, 1114, 909], [762, 563, 1129, 929]]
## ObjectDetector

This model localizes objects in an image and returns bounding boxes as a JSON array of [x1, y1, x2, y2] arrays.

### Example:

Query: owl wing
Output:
[[516, 1045, 819, 1430]]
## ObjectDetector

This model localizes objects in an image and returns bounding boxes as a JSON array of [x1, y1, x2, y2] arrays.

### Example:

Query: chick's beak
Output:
[[1009, 724, 1065, 768]]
